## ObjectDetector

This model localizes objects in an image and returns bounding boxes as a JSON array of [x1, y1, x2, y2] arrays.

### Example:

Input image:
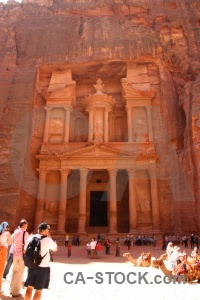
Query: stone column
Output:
[[149, 161, 160, 232], [57, 169, 70, 233], [146, 106, 154, 142], [88, 109, 94, 142], [43, 107, 52, 142], [64, 106, 72, 142], [78, 168, 89, 233], [127, 107, 133, 142], [127, 168, 138, 233], [104, 109, 109, 142], [108, 169, 118, 233], [34, 168, 47, 230]]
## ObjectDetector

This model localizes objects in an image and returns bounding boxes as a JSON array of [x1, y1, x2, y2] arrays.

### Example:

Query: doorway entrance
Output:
[[89, 191, 108, 226]]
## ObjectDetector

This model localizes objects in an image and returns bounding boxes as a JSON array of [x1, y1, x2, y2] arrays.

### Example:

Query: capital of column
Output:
[[63, 106, 73, 112], [145, 105, 152, 111], [126, 168, 136, 177], [44, 106, 53, 112], [79, 168, 89, 177], [37, 168, 48, 177], [108, 169, 118, 177], [60, 168, 71, 177], [148, 161, 157, 177]]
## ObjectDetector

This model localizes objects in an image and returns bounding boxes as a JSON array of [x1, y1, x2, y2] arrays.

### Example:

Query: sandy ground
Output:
[[0, 241, 199, 300]]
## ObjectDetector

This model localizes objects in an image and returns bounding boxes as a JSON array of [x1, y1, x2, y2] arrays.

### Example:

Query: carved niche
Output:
[[133, 108, 148, 142]]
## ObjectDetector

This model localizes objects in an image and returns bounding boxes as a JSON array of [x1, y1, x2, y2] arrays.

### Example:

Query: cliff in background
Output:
[[0, 0, 200, 232]]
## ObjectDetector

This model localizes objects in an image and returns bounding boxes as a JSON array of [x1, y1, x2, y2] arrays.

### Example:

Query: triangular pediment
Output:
[[59, 144, 130, 158]]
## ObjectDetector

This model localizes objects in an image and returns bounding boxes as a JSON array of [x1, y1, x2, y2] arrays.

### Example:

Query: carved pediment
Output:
[[121, 78, 156, 100], [59, 145, 130, 158]]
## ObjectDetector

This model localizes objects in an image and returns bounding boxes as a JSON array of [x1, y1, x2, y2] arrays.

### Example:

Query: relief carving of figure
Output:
[[51, 118, 63, 134], [93, 119, 103, 143], [139, 199, 152, 222], [44, 201, 58, 213], [135, 118, 147, 142], [95, 119, 102, 134], [93, 78, 104, 94], [116, 128, 123, 141]]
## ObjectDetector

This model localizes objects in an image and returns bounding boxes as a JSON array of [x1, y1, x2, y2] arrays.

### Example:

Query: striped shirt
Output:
[[13, 228, 29, 256]]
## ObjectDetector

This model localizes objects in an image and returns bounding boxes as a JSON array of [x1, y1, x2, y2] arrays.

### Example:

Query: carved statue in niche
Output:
[[93, 78, 104, 94], [115, 117, 124, 141], [93, 119, 103, 143], [116, 128, 123, 141], [74, 118, 84, 142], [138, 198, 152, 223], [50, 118, 63, 142], [135, 117, 147, 142], [44, 200, 58, 213]]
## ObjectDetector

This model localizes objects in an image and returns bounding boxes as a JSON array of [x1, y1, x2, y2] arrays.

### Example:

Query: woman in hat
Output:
[[0, 222, 12, 292]]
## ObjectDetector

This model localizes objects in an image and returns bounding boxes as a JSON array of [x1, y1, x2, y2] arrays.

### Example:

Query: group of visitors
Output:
[[0, 220, 57, 299], [166, 241, 199, 271], [86, 236, 122, 258], [86, 238, 102, 259], [162, 233, 200, 250]]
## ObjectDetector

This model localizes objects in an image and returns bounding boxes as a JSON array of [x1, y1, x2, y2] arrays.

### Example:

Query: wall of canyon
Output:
[[0, 0, 200, 233]]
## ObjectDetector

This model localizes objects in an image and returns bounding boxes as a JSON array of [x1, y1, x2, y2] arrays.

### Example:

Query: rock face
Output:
[[0, 0, 200, 234]]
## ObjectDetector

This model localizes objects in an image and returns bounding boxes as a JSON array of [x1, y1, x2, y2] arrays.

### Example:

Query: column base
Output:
[[108, 230, 118, 234], [152, 229, 162, 234], [129, 230, 138, 234], [57, 230, 66, 234], [77, 231, 87, 235]]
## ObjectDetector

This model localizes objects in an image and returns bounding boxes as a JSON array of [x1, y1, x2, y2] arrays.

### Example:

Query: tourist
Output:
[[166, 242, 174, 271], [10, 219, 29, 297], [105, 238, 111, 255], [65, 234, 69, 247], [115, 238, 120, 257], [3, 233, 14, 280], [67, 242, 71, 258], [95, 240, 101, 259], [90, 239, 96, 259], [24, 222, 57, 300], [171, 246, 180, 269], [191, 246, 198, 259], [127, 236, 131, 250], [0, 222, 12, 293], [190, 234, 195, 249], [86, 241, 91, 258]]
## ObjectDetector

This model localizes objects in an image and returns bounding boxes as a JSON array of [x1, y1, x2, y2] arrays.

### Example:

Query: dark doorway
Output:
[[90, 191, 107, 226]]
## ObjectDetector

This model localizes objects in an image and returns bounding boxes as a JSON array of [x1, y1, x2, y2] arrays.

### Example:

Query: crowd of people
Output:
[[0, 220, 57, 299], [162, 234, 200, 250], [1, 225, 200, 298], [164, 240, 200, 277]]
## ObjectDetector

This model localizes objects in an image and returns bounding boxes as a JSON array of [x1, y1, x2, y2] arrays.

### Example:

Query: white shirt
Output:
[[25, 234, 57, 268], [90, 241, 96, 250]]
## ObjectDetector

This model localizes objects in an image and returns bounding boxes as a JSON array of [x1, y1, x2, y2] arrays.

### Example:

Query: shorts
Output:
[[24, 266, 50, 290]]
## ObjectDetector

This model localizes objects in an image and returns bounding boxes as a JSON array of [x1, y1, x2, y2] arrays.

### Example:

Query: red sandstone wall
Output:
[[0, 0, 200, 232]]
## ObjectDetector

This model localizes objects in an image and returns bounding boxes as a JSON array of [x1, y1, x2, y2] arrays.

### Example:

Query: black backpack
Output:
[[24, 235, 47, 268]]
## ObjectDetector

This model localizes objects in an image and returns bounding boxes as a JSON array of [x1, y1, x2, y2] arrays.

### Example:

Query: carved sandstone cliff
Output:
[[0, 0, 200, 232]]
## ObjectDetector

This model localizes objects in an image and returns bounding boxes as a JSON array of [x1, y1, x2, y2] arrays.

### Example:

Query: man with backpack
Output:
[[24, 222, 57, 300]]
